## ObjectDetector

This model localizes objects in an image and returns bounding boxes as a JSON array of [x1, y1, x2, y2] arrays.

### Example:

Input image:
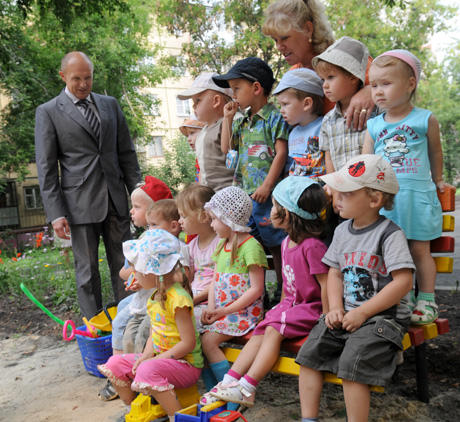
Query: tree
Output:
[[417, 45, 460, 185], [140, 136, 197, 195], [155, 0, 287, 79], [155, 0, 453, 79], [0, 0, 171, 183]]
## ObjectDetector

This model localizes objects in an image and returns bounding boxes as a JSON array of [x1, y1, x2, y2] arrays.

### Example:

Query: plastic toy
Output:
[[175, 401, 228, 422], [89, 301, 118, 332], [20, 283, 65, 326], [126, 385, 201, 422], [210, 410, 249, 422], [82, 316, 99, 338], [62, 320, 93, 341]]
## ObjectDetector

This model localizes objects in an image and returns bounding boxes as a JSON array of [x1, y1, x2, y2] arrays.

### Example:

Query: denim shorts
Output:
[[248, 195, 286, 248], [295, 315, 407, 387], [111, 295, 134, 350]]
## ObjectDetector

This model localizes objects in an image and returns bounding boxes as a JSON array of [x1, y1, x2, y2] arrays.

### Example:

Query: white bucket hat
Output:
[[204, 186, 253, 233], [312, 36, 369, 84], [123, 229, 183, 275]]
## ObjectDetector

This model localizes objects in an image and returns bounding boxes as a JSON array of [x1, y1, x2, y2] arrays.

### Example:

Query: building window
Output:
[[24, 186, 43, 210], [176, 98, 192, 117], [147, 136, 164, 157]]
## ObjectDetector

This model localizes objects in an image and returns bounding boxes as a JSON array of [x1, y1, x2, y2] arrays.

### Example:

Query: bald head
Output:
[[59, 52, 94, 100], [61, 52, 93, 74]]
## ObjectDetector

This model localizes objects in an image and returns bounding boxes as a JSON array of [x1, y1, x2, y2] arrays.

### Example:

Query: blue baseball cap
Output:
[[273, 68, 324, 97]]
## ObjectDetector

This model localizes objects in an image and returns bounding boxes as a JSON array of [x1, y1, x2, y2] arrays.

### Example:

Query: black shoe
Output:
[[98, 379, 119, 401]]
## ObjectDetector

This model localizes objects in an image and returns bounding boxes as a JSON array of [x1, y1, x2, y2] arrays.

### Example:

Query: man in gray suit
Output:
[[35, 51, 141, 319]]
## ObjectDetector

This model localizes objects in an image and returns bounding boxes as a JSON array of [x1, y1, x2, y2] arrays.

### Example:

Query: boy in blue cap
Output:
[[273, 68, 325, 179], [213, 57, 289, 307]]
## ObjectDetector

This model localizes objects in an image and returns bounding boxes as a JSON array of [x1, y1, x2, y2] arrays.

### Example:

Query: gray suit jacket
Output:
[[35, 90, 141, 224]]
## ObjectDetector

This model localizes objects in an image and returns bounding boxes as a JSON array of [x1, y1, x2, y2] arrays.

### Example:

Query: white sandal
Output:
[[209, 381, 255, 407]]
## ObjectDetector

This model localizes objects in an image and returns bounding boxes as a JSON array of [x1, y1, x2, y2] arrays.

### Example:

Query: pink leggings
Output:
[[98, 354, 201, 394]]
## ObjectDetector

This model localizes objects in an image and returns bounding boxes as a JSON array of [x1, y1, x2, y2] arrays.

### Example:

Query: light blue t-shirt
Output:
[[286, 116, 325, 178]]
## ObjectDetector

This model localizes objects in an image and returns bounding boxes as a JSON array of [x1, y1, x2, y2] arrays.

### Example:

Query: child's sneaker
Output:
[[407, 295, 416, 313], [411, 300, 438, 325], [209, 381, 255, 407]]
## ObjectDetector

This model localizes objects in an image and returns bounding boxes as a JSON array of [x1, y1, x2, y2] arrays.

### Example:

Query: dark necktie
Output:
[[77, 99, 101, 139]]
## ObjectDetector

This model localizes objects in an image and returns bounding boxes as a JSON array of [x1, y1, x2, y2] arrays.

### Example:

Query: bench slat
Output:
[[434, 256, 454, 273], [431, 236, 455, 253], [438, 188, 456, 212], [222, 347, 384, 393], [442, 215, 455, 232]]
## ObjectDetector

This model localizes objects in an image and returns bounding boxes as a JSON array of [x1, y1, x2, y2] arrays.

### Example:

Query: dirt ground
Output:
[[1, 290, 459, 422]]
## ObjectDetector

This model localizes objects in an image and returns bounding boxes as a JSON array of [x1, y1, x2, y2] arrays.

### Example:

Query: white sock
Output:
[[125, 405, 131, 413], [169, 416, 175, 422], [222, 373, 238, 385], [239, 377, 256, 393]]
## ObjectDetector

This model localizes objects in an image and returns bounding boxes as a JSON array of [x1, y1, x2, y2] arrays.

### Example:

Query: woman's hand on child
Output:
[[325, 309, 346, 330], [223, 101, 239, 119], [345, 85, 374, 132]]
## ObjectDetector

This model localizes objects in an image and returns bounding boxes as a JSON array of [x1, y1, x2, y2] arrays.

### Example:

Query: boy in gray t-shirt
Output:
[[296, 154, 415, 422]]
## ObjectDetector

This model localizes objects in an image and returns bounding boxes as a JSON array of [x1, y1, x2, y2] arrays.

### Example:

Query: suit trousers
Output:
[[70, 197, 132, 319]]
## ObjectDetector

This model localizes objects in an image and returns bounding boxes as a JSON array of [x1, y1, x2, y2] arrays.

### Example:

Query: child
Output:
[[179, 114, 206, 151], [362, 50, 454, 325], [296, 154, 415, 422], [177, 73, 235, 191], [212, 57, 290, 306], [120, 199, 190, 355], [98, 229, 202, 422], [203, 176, 330, 407], [176, 184, 219, 332], [179, 114, 206, 184], [273, 68, 325, 178], [98, 176, 173, 402], [199, 186, 267, 401], [312, 36, 370, 174]]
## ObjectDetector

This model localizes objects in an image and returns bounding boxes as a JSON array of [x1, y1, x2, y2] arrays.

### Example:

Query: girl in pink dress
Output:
[[201, 176, 329, 407]]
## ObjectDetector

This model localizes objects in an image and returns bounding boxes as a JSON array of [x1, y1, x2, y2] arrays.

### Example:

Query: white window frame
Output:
[[23, 186, 43, 210], [147, 136, 164, 157], [176, 98, 192, 117]]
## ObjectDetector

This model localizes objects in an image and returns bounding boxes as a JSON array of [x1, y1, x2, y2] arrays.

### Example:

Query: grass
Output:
[[0, 240, 114, 313]]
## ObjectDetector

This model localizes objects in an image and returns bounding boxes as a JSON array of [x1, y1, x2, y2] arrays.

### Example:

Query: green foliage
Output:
[[155, 0, 288, 80], [327, 0, 455, 67], [417, 44, 460, 185], [17, 0, 130, 27], [0, 0, 172, 182], [141, 135, 197, 195], [0, 239, 113, 312]]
